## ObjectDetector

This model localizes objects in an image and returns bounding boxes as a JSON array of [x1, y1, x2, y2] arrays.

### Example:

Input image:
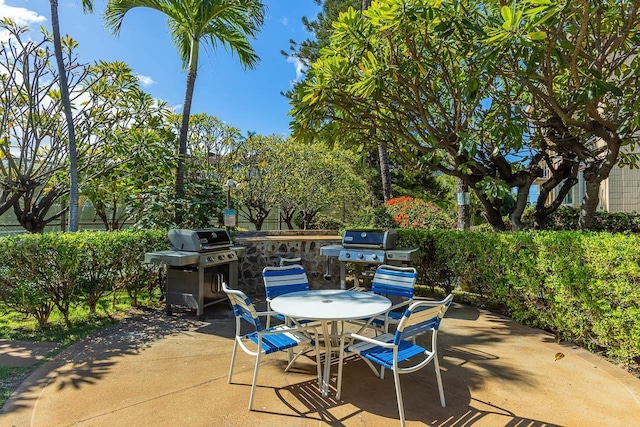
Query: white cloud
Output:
[[286, 55, 305, 85], [0, 0, 46, 25], [280, 17, 289, 26], [0, 0, 46, 41], [135, 74, 156, 87]]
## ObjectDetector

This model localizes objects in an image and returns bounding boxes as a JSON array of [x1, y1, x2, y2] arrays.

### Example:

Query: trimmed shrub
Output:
[[0, 230, 167, 328], [396, 229, 640, 367], [529, 206, 640, 232]]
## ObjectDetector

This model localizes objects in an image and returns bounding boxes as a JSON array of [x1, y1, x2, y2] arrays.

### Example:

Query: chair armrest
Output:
[[259, 324, 319, 337], [388, 299, 411, 312], [256, 310, 278, 318], [345, 332, 395, 349]]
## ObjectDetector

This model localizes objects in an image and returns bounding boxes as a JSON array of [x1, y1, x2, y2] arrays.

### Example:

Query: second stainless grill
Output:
[[320, 229, 419, 289]]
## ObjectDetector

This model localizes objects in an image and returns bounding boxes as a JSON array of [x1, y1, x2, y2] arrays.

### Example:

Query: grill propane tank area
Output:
[[320, 229, 419, 289], [144, 229, 245, 320]]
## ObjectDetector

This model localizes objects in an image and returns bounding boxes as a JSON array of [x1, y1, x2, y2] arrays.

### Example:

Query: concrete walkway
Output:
[[2, 301, 639, 427]]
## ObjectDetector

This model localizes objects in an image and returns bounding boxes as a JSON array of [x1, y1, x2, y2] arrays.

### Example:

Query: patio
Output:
[[2, 298, 640, 426]]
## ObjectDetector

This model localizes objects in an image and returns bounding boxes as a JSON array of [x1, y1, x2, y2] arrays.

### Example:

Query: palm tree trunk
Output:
[[175, 39, 199, 226], [49, 0, 78, 232], [378, 138, 392, 203]]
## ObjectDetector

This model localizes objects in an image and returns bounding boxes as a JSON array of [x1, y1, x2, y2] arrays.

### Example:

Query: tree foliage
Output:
[[287, 0, 450, 208], [81, 95, 175, 230], [0, 21, 157, 232], [104, 0, 266, 226], [483, 0, 640, 228], [220, 134, 367, 230], [273, 141, 368, 229], [290, 0, 640, 231], [123, 113, 235, 230]]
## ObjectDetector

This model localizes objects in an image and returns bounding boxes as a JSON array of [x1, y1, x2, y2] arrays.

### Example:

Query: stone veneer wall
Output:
[[233, 231, 341, 295]]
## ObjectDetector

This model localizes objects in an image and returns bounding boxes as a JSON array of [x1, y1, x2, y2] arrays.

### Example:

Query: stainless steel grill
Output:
[[320, 229, 419, 289], [145, 228, 244, 319]]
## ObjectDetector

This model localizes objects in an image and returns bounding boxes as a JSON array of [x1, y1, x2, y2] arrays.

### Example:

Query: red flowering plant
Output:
[[385, 196, 452, 229]]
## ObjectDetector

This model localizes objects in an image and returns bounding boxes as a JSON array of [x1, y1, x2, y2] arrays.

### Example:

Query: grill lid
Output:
[[168, 228, 232, 252], [341, 229, 398, 250]]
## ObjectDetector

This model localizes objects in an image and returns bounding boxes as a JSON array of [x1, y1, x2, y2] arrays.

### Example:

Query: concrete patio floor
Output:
[[2, 298, 640, 427]]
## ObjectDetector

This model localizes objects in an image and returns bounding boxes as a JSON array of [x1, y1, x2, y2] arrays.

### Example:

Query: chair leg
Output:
[[392, 366, 406, 427], [434, 354, 446, 407], [336, 331, 347, 399], [313, 331, 322, 390], [228, 338, 238, 383], [248, 350, 262, 410], [433, 332, 446, 407]]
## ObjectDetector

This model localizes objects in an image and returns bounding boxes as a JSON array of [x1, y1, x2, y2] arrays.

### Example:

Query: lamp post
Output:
[[222, 179, 240, 228], [223, 179, 239, 208]]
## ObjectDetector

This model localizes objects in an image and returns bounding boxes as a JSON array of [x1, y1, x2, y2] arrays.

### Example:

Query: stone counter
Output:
[[233, 233, 341, 295]]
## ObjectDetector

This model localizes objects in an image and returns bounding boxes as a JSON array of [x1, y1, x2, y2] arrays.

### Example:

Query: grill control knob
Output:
[[218, 255, 225, 260], [358, 253, 364, 259], [371, 254, 378, 260], [344, 253, 351, 258]]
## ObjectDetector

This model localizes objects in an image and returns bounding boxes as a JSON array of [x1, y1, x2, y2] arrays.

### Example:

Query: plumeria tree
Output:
[[81, 94, 175, 230], [1, 22, 153, 232], [272, 141, 368, 229], [483, 0, 640, 228], [290, 0, 640, 230]]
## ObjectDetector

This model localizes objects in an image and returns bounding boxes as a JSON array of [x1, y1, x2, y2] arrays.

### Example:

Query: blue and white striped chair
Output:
[[369, 265, 418, 333], [337, 294, 454, 427], [222, 282, 321, 410], [262, 264, 312, 327]]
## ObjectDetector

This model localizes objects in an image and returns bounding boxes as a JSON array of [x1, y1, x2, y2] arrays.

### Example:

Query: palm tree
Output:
[[49, 0, 94, 232], [105, 0, 266, 225]]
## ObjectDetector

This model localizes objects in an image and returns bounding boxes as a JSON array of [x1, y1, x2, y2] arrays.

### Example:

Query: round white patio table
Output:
[[270, 289, 391, 397]]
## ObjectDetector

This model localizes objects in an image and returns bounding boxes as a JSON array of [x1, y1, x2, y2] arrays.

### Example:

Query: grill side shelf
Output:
[[144, 251, 201, 267]]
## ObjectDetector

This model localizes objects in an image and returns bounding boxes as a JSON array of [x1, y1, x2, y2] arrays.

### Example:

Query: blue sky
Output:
[[1, 0, 321, 137]]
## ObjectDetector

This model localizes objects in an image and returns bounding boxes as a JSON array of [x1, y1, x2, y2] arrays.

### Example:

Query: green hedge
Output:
[[2, 228, 638, 367], [397, 229, 640, 366], [0, 230, 167, 328]]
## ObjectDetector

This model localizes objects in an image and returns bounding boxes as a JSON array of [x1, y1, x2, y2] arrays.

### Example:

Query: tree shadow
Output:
[[3, 308, 213, 412], [253, 368, 562, 427], [0, 299, 581, 426]]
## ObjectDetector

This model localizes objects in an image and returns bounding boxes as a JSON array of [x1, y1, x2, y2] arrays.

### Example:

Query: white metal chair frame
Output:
[[279, 257, 302, 266], [337, 294, 454, 427], [365, 264, 418, 333], [222, 282, 322, 410], [262, 264, 312, 328]]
